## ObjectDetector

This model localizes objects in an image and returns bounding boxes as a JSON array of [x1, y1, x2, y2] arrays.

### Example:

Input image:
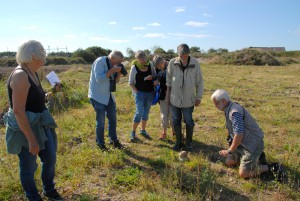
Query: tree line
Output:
[[2, 46, 299, 67]]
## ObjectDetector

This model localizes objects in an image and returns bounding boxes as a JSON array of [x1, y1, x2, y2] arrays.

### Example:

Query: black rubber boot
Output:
[[185, 125, 194, 151], [173, 125, 184, 151]]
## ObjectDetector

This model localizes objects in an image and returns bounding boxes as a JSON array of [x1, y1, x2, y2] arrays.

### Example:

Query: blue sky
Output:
[[0, 0, 299, 54]]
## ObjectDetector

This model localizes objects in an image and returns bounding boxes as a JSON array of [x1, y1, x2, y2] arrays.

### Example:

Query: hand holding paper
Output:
[[46, 71, 60, 87]]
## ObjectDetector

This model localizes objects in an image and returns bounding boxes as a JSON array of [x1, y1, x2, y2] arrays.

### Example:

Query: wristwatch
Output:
[[227, 149, 233, 154]]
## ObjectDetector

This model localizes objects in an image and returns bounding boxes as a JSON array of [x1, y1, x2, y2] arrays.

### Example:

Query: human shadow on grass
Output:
[[123, 143, 253, 201], [122, 148, 166, 171], [154, 139, 225, 163], [122, 148, 250, 200]]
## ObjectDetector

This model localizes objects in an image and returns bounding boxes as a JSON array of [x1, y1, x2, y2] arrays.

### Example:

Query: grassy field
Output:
[[0, 64, 299, 200]]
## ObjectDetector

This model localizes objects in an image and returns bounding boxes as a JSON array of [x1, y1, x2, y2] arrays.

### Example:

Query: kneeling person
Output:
[[211, 89, 285, 180]]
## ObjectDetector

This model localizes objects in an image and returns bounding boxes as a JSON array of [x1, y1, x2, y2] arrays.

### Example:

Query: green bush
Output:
[[72, 48, 96, 63], [46, 82, 88, 113], [69, 57, 87, 64], [45, 56, 69, 65], [206, 48, 281, 66], [0, 58, 17, 67]]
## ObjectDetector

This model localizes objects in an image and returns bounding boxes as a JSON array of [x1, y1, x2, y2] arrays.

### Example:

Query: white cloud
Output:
[[132, 26, 146, 30], [168, 33, 211, 38], [21, 25, 39, 30], [147, 22, 161, 26], [90, 36, 108, 41], [109, 39, 130, 43], [144, 33, 167, 38], [64, 34, 77, 39], [203, 13, 212, 17], [184, 21, 209, 27], [90, 36, 129, 43], [108, 21, 117, 25], [132, 27, 146, 30], [175, 7, 185, 13]]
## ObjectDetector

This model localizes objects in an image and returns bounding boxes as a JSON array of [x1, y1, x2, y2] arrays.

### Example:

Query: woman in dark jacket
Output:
[[152, 55, 174, 139]]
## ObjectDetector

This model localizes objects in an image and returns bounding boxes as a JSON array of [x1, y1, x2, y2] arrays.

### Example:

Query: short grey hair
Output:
[[177, 43, 190, 55], [135, 50, 146, 60], [211, 89, 231, 102], [108, 50, 124, 60], [16, 40, 46, 65], [152, 55, 164, 67]]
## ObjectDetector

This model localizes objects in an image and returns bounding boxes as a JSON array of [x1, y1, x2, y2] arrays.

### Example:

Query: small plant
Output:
[[111, 167, 141, 189], [46, 81, 87, 113]]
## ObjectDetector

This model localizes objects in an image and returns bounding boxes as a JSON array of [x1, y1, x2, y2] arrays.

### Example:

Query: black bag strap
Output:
[[106, 57, 111, 70]]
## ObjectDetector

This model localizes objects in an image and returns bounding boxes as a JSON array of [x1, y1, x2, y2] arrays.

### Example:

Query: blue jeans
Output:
[[18, 128, 57, 201], [170, 105, 195, 127], [90, 97, 117, 146], [133, 91, 154, 123]]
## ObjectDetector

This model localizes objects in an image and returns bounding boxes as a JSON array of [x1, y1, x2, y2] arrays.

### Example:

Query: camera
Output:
[[115, 63, 128, 76], [110, 73, 117, 92], [226, 134, 233, 146], [109, 64, 128, 92]]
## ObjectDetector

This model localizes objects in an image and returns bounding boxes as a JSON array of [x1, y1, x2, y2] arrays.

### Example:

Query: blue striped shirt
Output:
[[232, 112, 244, 134]]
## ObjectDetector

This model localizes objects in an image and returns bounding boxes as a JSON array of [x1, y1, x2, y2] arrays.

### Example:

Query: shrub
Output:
[[206, 48, 281, 66], [69, 57, 87, 64], [0, 58, 17, 67], [45, 57, 69, 65], [46, 81, 87, 113], [72, 48, 96, 63]]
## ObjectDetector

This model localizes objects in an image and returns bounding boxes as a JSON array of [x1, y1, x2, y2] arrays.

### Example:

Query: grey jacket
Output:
[[225, 101, 264, 153], [4, 108, 57, 154], [166, 56, 204, 108]]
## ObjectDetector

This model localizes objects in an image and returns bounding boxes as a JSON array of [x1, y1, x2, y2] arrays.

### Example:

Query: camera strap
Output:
[[106, 57, 111, 70], [106, 57, 115, 80]]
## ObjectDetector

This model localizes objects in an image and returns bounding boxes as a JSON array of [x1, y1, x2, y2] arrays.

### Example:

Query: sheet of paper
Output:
[[46, 71, 60, 87]]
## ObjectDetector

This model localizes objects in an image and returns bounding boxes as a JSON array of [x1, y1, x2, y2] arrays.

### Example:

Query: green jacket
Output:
[[4, 108, 57, 154]]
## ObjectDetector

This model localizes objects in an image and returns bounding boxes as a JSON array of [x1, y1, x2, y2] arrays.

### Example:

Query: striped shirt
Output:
[[232, 112, 244, 135]]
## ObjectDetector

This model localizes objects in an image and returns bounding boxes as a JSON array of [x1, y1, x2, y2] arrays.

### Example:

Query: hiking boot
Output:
[[130, 131, 136, 142], [113, 140, 124, 149], [98, 144, 109, 152], [140, 130, 151, 139], [43, 189, 64, 201], [268, 163, 288, 183]]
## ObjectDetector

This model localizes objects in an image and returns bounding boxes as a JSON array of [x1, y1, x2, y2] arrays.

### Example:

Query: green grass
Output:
[[0, 64, 300, 200]]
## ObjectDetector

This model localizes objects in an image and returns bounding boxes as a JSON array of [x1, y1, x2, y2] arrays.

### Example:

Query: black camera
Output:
[[226, 134, 233, 146], [109, 64, 128, 92], [116, 63, 128, 76]]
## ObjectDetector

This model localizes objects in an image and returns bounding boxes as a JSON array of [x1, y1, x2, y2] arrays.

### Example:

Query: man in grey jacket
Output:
[[211, 89, 286, 181], [166, 44, 204, 151]]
